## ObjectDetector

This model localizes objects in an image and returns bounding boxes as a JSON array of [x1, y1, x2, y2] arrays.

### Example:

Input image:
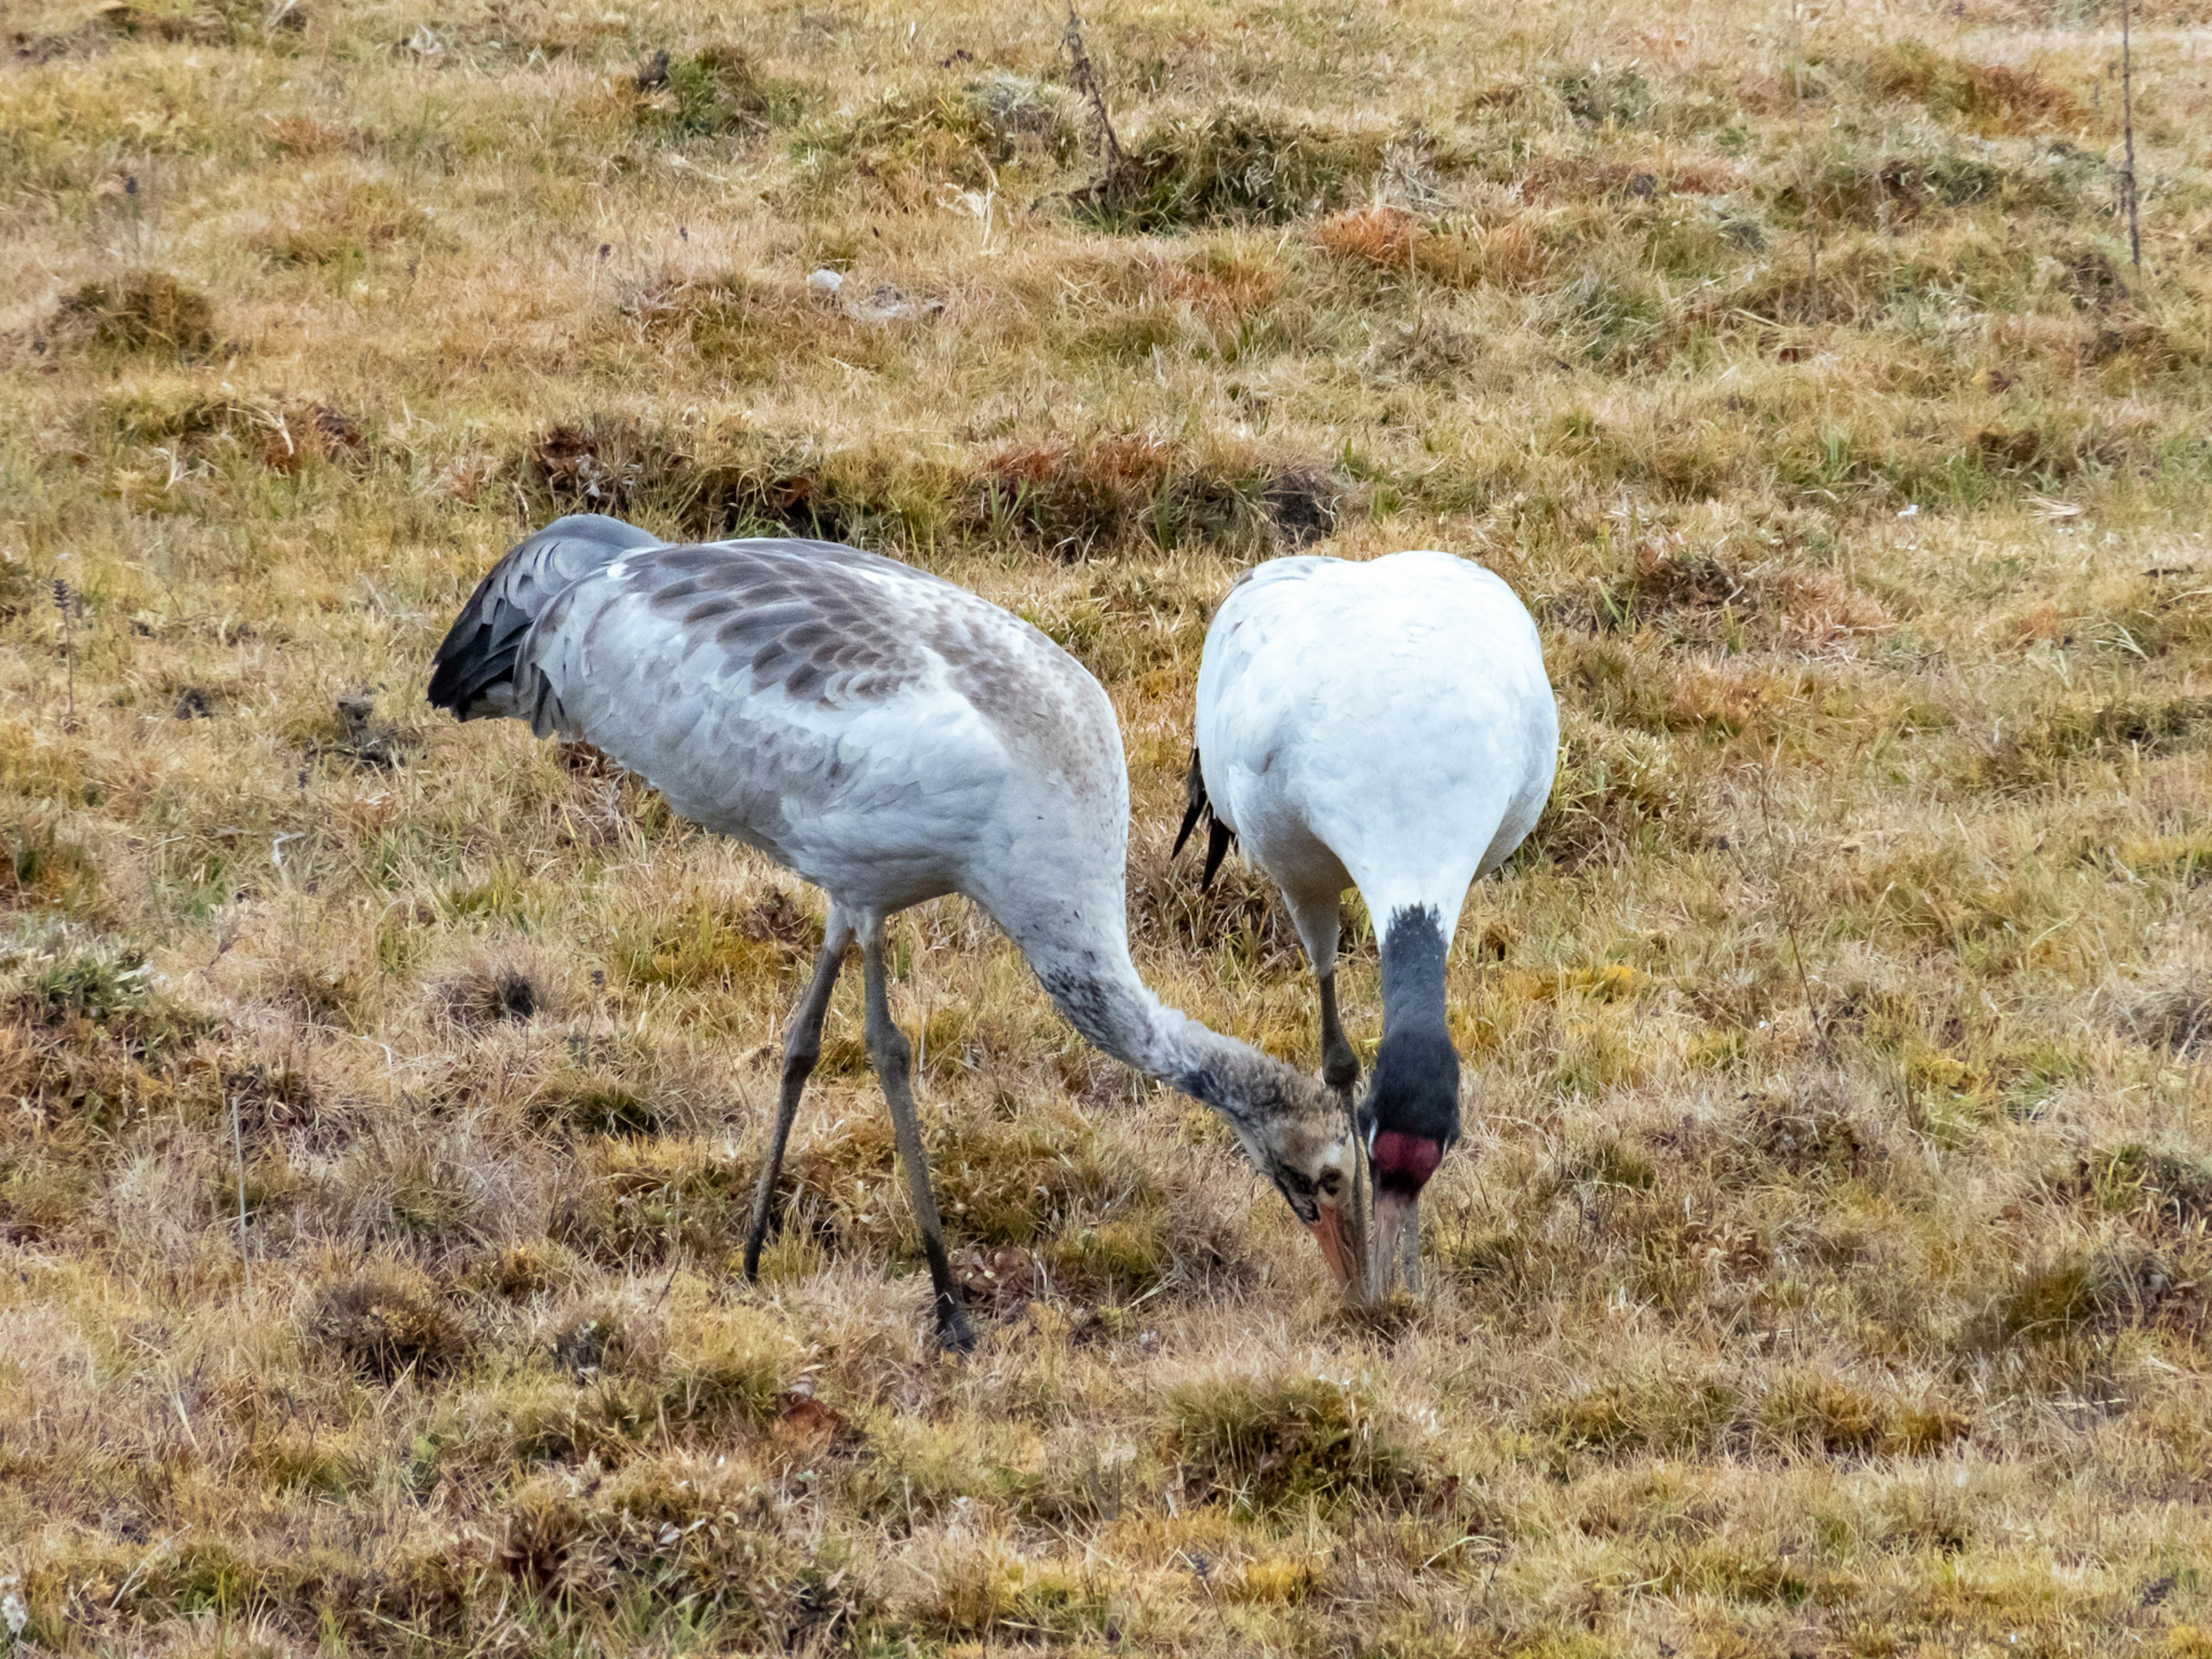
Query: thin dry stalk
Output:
[[1791, 5, 1820, 325], [1063, 2, 1125, 165], [52, 577, 75, 729], [230, 1085, 253, 1302], [2121, 0, 2141, 271]]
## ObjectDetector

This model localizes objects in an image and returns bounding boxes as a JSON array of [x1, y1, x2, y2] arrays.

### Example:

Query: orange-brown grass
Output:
[[4, 0, 2212, 1652]]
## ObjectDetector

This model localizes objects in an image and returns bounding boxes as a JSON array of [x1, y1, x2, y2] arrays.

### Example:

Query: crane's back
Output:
[[1195, 551, 1557, 921]]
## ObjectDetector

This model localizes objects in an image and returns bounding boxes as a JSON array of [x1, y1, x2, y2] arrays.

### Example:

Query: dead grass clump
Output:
[[630, 44, 806, 139], [1074, 106, 1384, 232], [2115, 986, 2212, 1058], [1313, 206, 1555, 290], [531, 1074, 663, 1138], [1569, 536, 1891, 645], [2055, 1145, 2212, 1237], [308, 1263, 471, 1381], [1758, 1370, 1888, 1456], [607, 900, 787, 993], [1164, 1367, 1417, 1510], [81, 387, 363, 476], [971, 435, 1339, 556], [800, 78, 1073, 204], [314, 690, 408, 768], [463, 1239, 578, 1299], [263, 112, 354, 156], [527, 422, 654, 516], [1961, 1245, 2198, 1377], [490, 1456, 838, 1637], [258, 181, 427, 267], [51, 271, 215, 357], [1524, 707, 1700, 869], [522, 421, 903, 543], [624, 270, 793, 365], [1316, 206, 1467, 284], [2, 923, 198, 1052], [1969, 693, 2212, 793], [1536, 1374, 1738, 1460], [1556, 65, 1652, 127], [1736, 1077, 1880, 1181], [223, 1056, 316, 1142], [257, 401, 363, 473], [2, 816, 101, 912], [891, 1538, 1104, 1643], [431, 958, 539, 1031], [550, 1137, 755, 1266], [1856, 41, 2081, 137]]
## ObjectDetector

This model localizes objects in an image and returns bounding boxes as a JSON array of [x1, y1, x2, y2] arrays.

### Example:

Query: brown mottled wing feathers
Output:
[[630, 538, 934, 704]]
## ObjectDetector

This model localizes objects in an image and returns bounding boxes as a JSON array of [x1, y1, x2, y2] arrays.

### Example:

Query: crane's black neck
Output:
[[1366, 907, 1460, 1163], [1379, 906, 1451, 1041]]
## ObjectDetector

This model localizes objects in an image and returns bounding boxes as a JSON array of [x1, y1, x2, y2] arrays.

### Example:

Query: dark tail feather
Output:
[[1171, 747, 1236, 893], [1172, 747, 1209, 861], [427, 514, 661, 720], [1202, 816, 1234, 891]]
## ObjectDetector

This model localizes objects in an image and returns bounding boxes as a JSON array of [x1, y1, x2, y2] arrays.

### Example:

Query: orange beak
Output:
[[1308, 1196, 1376, 1306]]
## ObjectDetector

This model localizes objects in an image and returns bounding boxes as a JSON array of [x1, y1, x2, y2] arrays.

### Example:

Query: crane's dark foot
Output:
[[936, 1296, 977, 1354]]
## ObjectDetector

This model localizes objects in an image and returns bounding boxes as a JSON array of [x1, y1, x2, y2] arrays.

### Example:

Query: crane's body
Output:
[[430, 516, 1368, 1347], [1183, 550, 1558, 1280]]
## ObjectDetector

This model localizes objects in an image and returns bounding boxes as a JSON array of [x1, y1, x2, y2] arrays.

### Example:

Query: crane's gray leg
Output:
[[1316, 969, 1358, 1094], [1285, 889, 1357, 1094], [860, 922, 974, 1353], [743, 908, 854, 1282]]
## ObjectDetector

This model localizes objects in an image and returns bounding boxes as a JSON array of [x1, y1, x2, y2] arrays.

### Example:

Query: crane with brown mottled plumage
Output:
[[428, 514, 1373, 1349]]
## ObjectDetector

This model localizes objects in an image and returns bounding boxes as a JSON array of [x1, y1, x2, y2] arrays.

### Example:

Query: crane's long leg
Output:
[[1316, 969, 1358, 1094], [1283, 889, 1357, 1095], [860, 925, 975, 1353], [743, 909, 854, 1282]]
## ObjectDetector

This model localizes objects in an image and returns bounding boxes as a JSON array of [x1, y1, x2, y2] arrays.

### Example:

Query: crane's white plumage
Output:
[[431, 516, 1372, 1344], [1187, 549, 1558, 1281]]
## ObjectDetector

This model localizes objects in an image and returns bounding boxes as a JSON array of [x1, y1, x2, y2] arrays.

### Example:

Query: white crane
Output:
[[429, 515, 1371, 1348], [1176, 551, 1558, 1286]]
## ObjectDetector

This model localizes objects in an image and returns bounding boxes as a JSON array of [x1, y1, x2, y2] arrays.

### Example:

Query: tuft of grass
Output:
[[306, 1263, 472, 1381], [1074, 105, 1385, 232], [50, 271, 215, 357], [1162, 1366, 1417, 1510], [631, 44, 808, 139], [1855, 40, 2081, 136]]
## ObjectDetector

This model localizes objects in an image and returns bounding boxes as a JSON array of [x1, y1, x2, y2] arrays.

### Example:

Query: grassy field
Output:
[[5, 0, 2212, 1650]]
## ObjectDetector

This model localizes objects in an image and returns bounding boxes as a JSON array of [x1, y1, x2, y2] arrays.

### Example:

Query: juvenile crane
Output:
[[429, 515, 1371, 1349], [1176, 551, 1557, 1285]]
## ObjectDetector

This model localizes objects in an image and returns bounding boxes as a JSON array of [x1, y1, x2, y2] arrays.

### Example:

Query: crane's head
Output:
[[1358, 1024, 1460, 1288], [1229, 1069, 1375, 1305]]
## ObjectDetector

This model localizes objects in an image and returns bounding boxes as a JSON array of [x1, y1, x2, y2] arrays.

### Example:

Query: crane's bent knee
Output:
[[867, 1022, 912, 1077]]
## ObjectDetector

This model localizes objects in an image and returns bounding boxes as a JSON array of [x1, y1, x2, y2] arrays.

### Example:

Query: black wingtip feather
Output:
[[1172, 747, 1209, 861], [1202, 816, 1233, 892], [1171, 746, 1236, 892], [427, 514, 660, 721]]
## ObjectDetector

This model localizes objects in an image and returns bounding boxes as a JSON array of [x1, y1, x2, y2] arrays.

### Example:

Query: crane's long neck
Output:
[[1379, 905, 1451, 1040], [1017, 920, 1293, 1134]]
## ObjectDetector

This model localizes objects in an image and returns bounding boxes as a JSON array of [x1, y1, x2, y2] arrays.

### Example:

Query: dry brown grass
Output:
[[5, 0, 2212, 1652]]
